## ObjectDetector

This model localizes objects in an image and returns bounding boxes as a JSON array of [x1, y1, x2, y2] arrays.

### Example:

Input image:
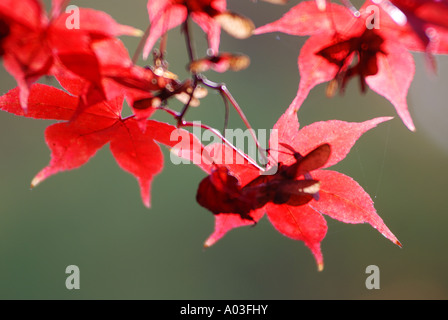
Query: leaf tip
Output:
[[131, 28, 144, 38], [376, 116, 394, 124], [316, 0, 326, 11], [361, 116, 394, 131], [142, 197, 151, 209], [317, 262, 324, 272], [30, 176, 41, 189], [407, 123, 416, 132], [380, 229, 402, 248], [138, 180, 152, 208], [203, 238, 214, 248], [119, 24, 144, 37]]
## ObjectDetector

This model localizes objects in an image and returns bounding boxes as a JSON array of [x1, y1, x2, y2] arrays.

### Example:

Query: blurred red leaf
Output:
[[144, 0, 253, 59], [0, 0, 141, 112], [145, 0, 226, 59], [385, 0, 448, 52], [255, 1, 448, 131]]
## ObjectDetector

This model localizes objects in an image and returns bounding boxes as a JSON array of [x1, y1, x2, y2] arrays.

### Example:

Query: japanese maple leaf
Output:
[[381, 0, 448, 53], [254, 1, 447, 131], [144, 0, 254, 59], [53, 37, 178, 124], [0, 0, 141, 112], [196, 143, 328, 220], [0, 84, 202, 208], [199, 102, 400, 270]]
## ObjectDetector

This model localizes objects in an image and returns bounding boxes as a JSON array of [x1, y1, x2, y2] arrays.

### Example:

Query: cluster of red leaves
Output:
[[255, 0, 448, 131], [196, 102, 400, 270], [0, 0, 145, 112], [0, 83, 204, 208], [0, 0, 445, 270], [0, 0, 204, 207]]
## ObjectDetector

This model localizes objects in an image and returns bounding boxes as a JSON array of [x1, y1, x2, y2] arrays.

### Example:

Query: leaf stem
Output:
[[175, 17, 200, 126], [198, 75, 269, 165], [340, 0, 360, 17], [172, 14, 268, 168], [183, 17, 196, 63], [157, 106, 264, 171], [182, 121, 264, 172], [132, 23, 152, 64]]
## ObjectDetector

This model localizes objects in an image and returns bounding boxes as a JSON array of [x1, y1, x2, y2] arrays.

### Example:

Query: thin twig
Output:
[[220, 91, 230, 136], [132, 24, 152, 64], [182, 121, 264, 172], [167, 14, 268, 168], [183, 18, 196, 63], [199, 76, 269, 165], [157, 107, 264, 171], [175, 17, 200, 126]]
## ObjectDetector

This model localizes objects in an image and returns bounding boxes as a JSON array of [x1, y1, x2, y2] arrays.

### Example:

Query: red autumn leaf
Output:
[[53, 37, 179, 126], [50, 0, 67, 18], [199, 102, 400, 270], [0, 84, 202, 208], [254, 1, 448, 131], [49, 9, 140, 82], [267, 105, 400, 269], [383, 0, 448, 53], [196, 144, 326, 220], [0, 0, 141, 111], [144, 0, 254, 60], [196, 143, 266, 247], [0, 0, 51, 112], [144, 0, 225, 59], [48, 8, 145, 114]]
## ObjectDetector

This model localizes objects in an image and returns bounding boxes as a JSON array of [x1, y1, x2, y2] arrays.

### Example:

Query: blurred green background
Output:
[[0, 0, 447, 299]]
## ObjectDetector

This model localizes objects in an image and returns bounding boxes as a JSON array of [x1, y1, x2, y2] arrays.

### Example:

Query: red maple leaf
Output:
[[0, 84, 203, 208], [254, 1, 448, 131], [0, 0, 141, 111], [383, 0, 448, 53], [199, 102, 400, 270], [144, 0, 254, 59], [145, 0, 225, 59], [53, 37, 179, 124], [196, 143, 328, 220]]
